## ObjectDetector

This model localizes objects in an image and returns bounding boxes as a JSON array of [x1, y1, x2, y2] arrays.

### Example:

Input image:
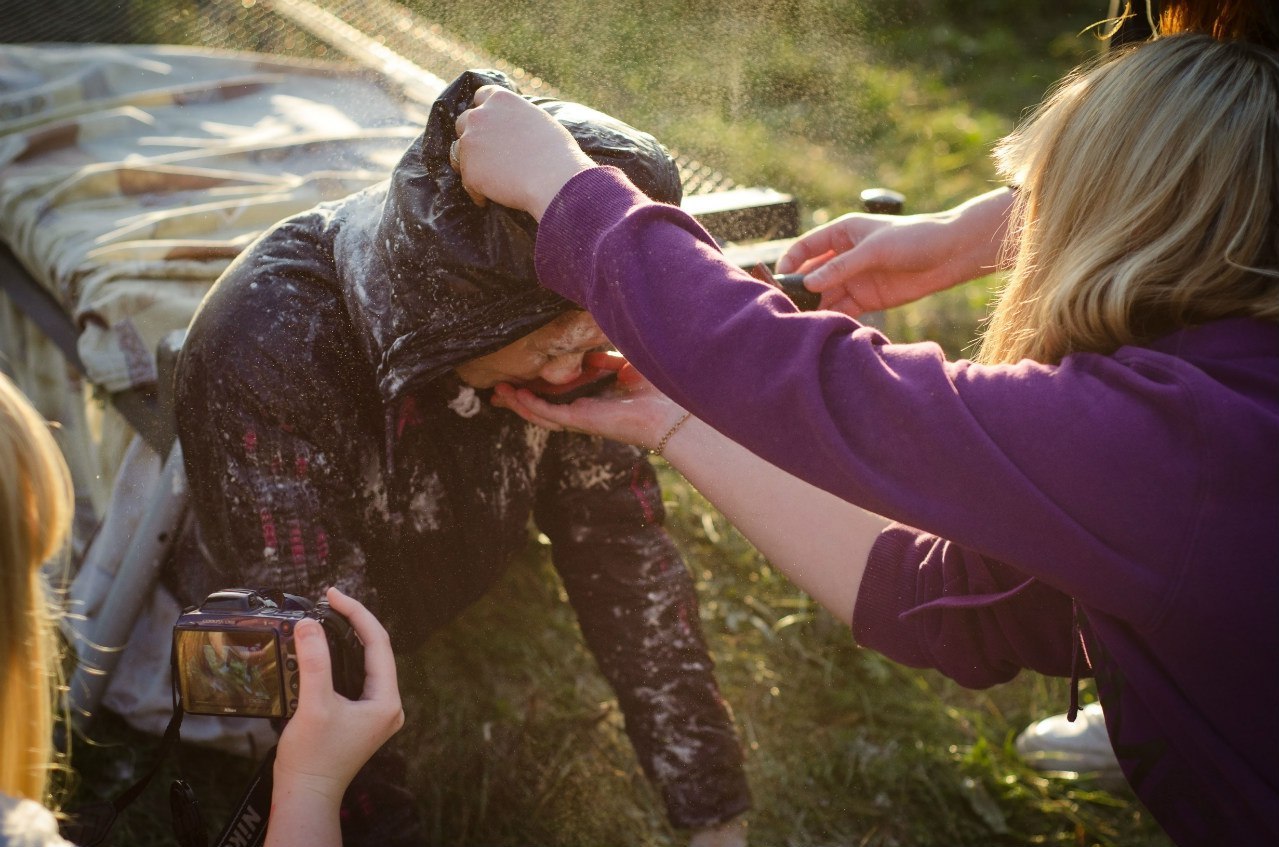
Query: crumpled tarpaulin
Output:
[[0, 43, 420, 396], [0, 43, 423, 514]]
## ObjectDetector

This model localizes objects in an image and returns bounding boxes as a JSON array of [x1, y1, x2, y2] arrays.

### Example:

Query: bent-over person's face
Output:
[[454, 310, 608, 389]]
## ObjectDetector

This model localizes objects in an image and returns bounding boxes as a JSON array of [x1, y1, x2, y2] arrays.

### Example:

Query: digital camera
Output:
[[173, 588, 364, 719]]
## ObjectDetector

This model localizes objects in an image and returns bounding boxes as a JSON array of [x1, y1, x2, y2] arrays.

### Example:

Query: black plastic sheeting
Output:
[[370, 69, 682, 402]]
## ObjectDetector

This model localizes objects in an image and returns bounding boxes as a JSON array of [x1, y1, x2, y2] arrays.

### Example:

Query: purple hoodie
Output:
[[533, 166, 1279, 845]]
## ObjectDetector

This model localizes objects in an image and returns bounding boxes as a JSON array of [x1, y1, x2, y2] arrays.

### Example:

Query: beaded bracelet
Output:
[[653, 411, 691, 457]]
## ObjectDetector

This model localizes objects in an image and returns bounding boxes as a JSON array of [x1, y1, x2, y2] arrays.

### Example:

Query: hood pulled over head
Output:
[[371, 69, 681, 402]]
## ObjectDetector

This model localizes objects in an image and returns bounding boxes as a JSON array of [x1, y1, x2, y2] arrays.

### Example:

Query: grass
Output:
[[62, 1, 1177, 844], [64, 471, 1171, 845]]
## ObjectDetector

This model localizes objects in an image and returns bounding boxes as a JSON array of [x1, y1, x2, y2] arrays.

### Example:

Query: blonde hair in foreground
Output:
[[0, 374, 72, 804], [982, 34, 1279, 365]]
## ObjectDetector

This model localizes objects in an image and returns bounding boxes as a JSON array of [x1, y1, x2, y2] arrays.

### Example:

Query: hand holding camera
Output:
[[169, 587, 402, 847], [265, 587, 405, 847]]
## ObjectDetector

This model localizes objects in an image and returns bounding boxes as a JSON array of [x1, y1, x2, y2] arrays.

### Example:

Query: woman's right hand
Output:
[[491, 353, 687, 452], [267, 587, 404, 847]]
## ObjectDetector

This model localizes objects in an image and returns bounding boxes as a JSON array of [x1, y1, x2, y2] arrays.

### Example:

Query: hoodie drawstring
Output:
[[1068, 598, 1092, 721]]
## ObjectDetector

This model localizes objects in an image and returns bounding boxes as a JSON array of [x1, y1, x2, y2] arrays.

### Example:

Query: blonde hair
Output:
[[0, 374, 72, 804], [981, 34, 1279, 364]]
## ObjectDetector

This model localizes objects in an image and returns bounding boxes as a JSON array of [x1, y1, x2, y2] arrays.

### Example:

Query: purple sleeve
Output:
[[535, 167, 1203, 631], [855, 526, 1077, 685]]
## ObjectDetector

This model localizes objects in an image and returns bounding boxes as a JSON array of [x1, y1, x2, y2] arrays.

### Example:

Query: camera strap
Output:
[[59, 639, 280, 847], [57, 706, 186, 846], [206, 745, 275, 847], [59, 704, 279, 847]]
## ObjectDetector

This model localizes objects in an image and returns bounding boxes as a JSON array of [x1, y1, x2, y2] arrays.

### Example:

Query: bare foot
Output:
[[688, 816, 748, 847]]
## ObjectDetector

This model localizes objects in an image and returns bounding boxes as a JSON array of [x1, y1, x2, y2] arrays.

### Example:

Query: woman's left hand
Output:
[[492, 352, 686, 451]]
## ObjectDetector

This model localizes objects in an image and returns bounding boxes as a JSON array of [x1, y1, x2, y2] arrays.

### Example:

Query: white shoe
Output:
[[1014, 702, 1123, 780], [689, 816, 748, 847]]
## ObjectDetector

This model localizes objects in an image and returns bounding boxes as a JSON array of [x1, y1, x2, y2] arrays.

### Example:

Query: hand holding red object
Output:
[[492, 354, 685, 452]]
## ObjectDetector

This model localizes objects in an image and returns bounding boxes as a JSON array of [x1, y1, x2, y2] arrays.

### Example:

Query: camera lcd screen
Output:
[[175, 627, 283, 718]]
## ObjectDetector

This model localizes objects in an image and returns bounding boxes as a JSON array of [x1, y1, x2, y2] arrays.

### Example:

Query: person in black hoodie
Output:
[[172, 70, 750, 845]]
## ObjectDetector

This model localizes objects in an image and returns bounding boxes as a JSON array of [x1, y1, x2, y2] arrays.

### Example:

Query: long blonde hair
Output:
[[0, 374, 72, 804], [981, 34, 1279, 364]]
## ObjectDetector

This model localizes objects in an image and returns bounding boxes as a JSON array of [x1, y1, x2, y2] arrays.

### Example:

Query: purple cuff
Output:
[[534, 166, 650, 306], [852, 524, 932, 669]]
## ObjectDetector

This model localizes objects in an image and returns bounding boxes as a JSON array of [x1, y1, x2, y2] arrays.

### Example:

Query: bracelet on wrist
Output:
[[652, 411, 691, 457]]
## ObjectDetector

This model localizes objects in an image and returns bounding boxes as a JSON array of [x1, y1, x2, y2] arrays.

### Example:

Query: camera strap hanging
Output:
[[57, 706, 186, 847], [59, 659, 278, 847], [203, 746, 276, 847]]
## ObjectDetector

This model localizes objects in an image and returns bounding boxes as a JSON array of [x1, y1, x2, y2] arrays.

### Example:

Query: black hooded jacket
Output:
[[174, 70, 748, 829]]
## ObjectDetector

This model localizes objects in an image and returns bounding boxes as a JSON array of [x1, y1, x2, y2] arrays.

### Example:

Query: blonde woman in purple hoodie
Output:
[[457, 33, 1279, 846]]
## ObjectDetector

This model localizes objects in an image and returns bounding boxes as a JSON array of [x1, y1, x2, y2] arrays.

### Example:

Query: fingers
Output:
[[776, 220, 856, 274], [452, 93, 489, 207], [506, 383, 604, 432], [819, 292, 864, 319], [454, 86, 530, 144], [617, 362, 645, 386], [804, 247, 876, 292], [584, 351, 646, 386], [470, 84, 504, 107], [324, 587, 399, 704], [794, 249, 837, 277], [293, 618, 334, 704], [491, 383, 570, 430], [511, 387, 588, 428], [454, 85, 509, 136], [449, 127, 487, 207], [778, 214, 893, 280], [774, 247, 808, 276]]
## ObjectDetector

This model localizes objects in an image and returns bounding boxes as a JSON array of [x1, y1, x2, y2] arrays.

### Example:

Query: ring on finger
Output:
[[448, 139, 461, 172]]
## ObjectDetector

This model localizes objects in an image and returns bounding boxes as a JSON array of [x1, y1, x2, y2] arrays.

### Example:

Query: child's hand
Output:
[[272, 587, 404, 807]]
